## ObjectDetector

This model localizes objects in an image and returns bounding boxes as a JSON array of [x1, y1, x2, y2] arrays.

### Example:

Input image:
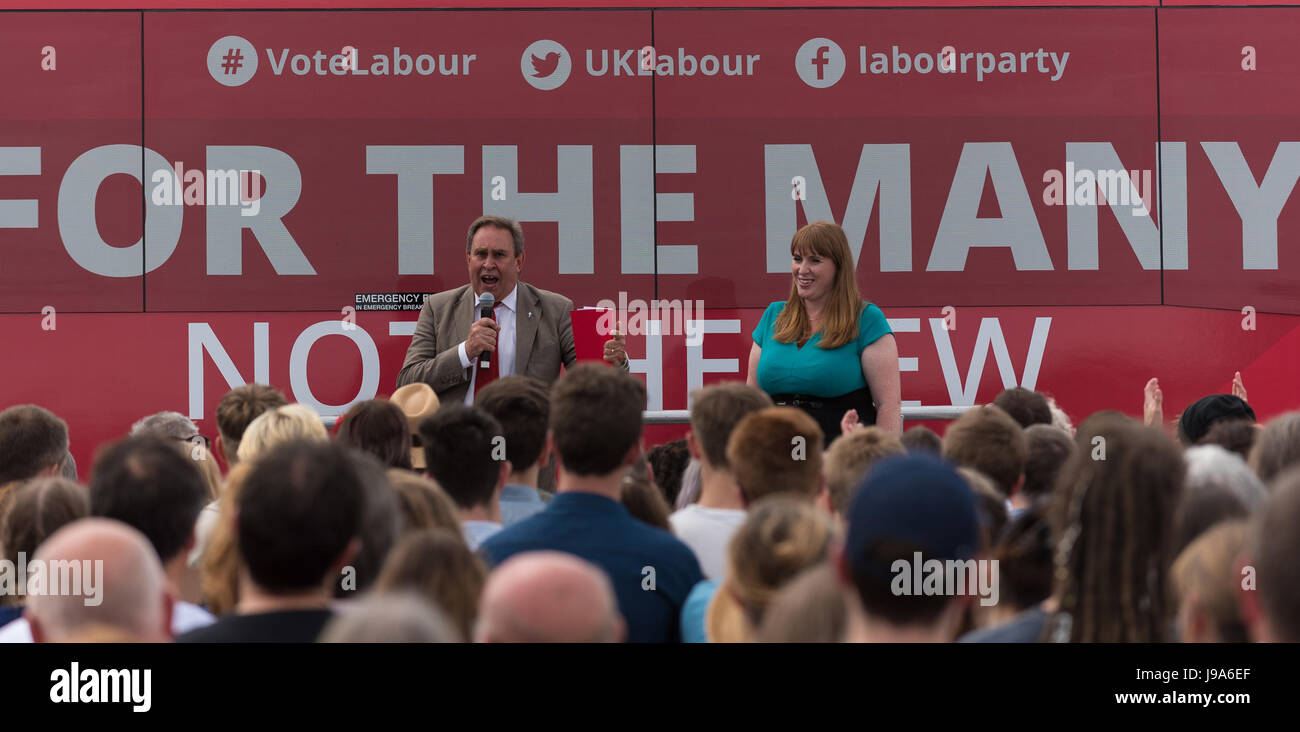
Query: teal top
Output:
[[752, 301, 892, 397]]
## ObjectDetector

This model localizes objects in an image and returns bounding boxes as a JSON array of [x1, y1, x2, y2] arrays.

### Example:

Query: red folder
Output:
[[570, 308, 615, 364]]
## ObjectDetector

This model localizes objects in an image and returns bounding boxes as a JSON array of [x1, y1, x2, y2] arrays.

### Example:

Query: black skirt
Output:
[[769, 387, 877, 448]]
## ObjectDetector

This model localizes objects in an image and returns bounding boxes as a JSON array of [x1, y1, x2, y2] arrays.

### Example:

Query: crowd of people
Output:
[[0, 367, 1297, 643]]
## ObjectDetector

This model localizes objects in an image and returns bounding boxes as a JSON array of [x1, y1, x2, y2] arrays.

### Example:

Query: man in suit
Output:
[[397, 215, 627, 405]]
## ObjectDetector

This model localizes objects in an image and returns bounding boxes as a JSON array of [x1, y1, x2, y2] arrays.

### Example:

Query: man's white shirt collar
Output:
[[494, 285, 517, 313]]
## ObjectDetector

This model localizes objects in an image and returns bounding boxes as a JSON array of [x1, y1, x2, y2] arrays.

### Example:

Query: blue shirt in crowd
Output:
[[480, 492, 704, 643], [499, 483, 548, 526], [680, 580, 719, 643]]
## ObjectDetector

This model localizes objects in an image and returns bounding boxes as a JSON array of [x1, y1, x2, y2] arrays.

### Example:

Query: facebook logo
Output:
[[795, 38, 845, 88]]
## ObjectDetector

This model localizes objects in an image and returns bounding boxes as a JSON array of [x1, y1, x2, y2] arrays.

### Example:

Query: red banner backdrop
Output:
[[0, 13, 142, 313], [653, 8, 1159, 309], [1160, 8, 1300, 314]]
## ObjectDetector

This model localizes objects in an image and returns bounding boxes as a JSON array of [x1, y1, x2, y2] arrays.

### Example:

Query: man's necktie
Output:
[[473, 302, 503, 398]]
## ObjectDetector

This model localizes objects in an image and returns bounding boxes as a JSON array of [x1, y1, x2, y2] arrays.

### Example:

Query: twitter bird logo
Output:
[[531, 52, 561, 78], [521, 40, 571, 90]]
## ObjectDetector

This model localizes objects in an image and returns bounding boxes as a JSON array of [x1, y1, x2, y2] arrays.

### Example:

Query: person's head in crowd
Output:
[[1045, 396, 1075, 435], [647, 439, 690, 508], [1242, 467, 1300, 642], [129, 410, 221, 501], [621, 455, 673, 531], [385, 468, 462, 539], [942, 405, 1027, 499], [335, 400, 413, 471], [1046, 413, 1184, 642], [993, 387, 1053, 429], [839, 454, 980, 642], [1248, 411, 1300, 485], [727, 407, 826, 507], [0, 477, 88, 608], [389, 383, 441, 471], [684, 382, 773, 508], [1022, 424, 1076, 508], [235, 441, 363, 609], [129, 410, 200, 442], [688, 384, 774, 473], [1198, 419, 1258, 463], [823, 426, 905, 520], [89, 435, 210, 598], [26, 518, 171, 643], [773, 221, 864, 351], [474, 376, 550, 488], [1173, 445, 1266, 556], [756, 564, 847, 643], [900, 425, 942, 455], [990, 504, 1054, 622], [1178, 394, 1256, 447], [1171, 520, 1249, 643], [319, 592, 461, 643], [548, 364, 646, 491], [375, 528, 486, 640], [200, 462, 253, 616], [334, 450, 400, 599], [419, 406, 509, 522], [959, 467, 1008, 555], [0, 405, 69, 492], [236, 404, 328, 463], [710, 496, 836, 642], [215, 384, 288, 466], [475, 551, 625, 643]]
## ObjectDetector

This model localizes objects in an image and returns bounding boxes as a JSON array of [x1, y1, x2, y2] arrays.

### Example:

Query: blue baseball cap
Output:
[[844, 453, 980, 577]]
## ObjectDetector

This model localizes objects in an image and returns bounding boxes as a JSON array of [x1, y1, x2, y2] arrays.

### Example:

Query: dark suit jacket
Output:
[[396, 282, 577, 403]]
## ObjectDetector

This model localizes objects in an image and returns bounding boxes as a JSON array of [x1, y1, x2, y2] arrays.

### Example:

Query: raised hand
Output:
[[840, 409, 861, 436], [602, 329, 627, 367], [1143, 377, 1163, 428]]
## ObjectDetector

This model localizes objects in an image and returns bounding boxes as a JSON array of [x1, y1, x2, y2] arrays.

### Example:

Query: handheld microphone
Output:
[[477, 292, 495, 369]]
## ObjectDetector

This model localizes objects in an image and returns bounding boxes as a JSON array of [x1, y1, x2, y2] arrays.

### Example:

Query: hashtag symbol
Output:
[[221, 48, 243, 75]]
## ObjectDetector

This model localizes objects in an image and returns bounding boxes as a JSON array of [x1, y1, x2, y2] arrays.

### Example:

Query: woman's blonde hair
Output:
[[236, 404, 328, 463], [707, 496, 836, 642], [200, 462, 254, 616], [772, 221, 863, 350]]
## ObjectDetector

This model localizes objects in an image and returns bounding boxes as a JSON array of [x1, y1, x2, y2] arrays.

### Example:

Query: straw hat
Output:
[[389, 383, 440, 469]]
